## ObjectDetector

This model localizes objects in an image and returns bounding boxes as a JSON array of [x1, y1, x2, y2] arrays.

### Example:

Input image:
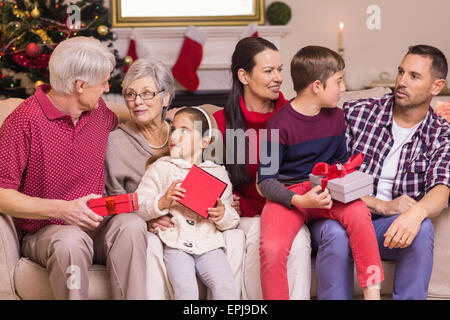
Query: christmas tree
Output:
[[0, 0, 124, 99]]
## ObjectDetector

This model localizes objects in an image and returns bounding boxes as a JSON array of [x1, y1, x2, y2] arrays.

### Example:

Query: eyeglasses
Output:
[[124, 89, 165, 101]]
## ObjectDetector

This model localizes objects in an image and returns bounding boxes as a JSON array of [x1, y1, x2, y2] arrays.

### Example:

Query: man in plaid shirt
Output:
[[309, 45, 449, 300]]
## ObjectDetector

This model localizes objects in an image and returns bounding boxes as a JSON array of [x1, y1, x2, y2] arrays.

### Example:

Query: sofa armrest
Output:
[[0, 213, 20, 299], [429, 207, 450, 299]]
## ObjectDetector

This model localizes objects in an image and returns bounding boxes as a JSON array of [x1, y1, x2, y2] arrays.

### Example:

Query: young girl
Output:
[[135, 107, 240, 300]]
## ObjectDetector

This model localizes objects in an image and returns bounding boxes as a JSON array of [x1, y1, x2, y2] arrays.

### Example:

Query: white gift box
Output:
[[309, 170, 374, 203]]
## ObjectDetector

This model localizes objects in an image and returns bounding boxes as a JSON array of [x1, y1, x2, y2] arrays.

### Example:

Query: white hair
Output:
[[48, 36, 115, 95], [122, 58, 175, 106]]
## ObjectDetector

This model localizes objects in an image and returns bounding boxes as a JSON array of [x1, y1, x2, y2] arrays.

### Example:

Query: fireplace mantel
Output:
[[111, 25, 291, 91]]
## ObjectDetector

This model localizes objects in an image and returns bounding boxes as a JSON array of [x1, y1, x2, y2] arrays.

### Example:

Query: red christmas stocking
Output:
[[172, 26, 206, 92], [124, 36, 137, 73], [240, 22, 259, 39]]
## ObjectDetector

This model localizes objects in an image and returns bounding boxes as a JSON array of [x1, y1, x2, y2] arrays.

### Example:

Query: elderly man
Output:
[[0, 37, 147, 300], [309, 44, 449, 300]]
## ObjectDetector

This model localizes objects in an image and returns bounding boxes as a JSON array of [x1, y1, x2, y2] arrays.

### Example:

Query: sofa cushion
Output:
[[0, 98, 24, 126], [337, 87, 392, 109], [14, 258, 112, 300], [0, 214, 21, 299], [428, 208, 450, 300]]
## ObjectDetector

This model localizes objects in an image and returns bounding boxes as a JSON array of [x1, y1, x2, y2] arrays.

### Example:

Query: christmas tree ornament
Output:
[[123, 55, 133, 66], [97, 25, 108, 36], [31, 6, 40, 19], [34, 80, 44, 88], [31, 29, 53, 45], [25, 43, 41, 58], [13, 8, 25, 19]]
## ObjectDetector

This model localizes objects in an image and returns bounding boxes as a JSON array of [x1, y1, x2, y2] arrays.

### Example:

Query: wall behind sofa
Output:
[[268, 0, 450, 98]]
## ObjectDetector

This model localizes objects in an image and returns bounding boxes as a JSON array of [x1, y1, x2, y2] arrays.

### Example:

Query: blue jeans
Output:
[[310, 215, 434, 300]]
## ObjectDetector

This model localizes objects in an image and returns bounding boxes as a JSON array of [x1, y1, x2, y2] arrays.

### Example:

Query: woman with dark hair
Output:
[[213, 37, 312, 300]]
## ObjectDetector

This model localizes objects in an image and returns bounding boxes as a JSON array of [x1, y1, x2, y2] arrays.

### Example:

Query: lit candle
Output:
[[338, 22, 344, 50]]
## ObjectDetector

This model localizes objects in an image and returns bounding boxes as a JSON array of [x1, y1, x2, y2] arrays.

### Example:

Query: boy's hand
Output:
[[208, 198, 225, 222], [158, 179, 185, 211], [293, 186, 333, 209]]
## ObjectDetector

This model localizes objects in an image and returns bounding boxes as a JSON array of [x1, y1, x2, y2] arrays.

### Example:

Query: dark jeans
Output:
[[310, 214, 434, 300]]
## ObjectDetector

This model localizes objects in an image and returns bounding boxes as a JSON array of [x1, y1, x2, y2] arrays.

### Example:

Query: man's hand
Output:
[[380, 194, 417, 216], [292, 186, 333, 210], [383, 203, 427, 249], [61, 194, 104, 231], [147, 215, 174, 234]]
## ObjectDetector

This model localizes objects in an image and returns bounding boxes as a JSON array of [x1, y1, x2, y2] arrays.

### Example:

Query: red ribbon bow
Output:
[[311, 153, 365, 190]]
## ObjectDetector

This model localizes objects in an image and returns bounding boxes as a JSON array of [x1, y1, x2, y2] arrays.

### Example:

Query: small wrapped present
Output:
[[309, 154, 373, 203], [88, 193, 139, 216]]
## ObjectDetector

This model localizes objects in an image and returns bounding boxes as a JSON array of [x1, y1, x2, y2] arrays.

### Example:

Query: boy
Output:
[[257, 46, 383, 300]]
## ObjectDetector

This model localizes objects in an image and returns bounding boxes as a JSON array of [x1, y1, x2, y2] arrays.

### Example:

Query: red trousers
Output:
[[260, 181, 384, 300]]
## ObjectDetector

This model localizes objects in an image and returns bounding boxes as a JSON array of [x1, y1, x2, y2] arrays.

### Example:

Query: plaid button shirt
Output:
[[343, 93, 450, 201]]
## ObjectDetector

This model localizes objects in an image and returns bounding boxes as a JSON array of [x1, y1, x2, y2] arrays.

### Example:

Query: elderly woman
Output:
[[105, 58, 175, 299], [105, 59, 173, 195]]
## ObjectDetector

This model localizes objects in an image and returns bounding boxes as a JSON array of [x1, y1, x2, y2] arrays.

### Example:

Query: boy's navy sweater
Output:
[[257, 101, 349, 208]]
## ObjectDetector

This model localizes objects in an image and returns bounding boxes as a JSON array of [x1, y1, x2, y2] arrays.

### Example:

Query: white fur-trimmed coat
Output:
[[135, 156, 240, 255]]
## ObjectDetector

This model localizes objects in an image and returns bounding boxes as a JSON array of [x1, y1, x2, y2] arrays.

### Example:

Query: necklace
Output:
[[146, 121, 170, 149]]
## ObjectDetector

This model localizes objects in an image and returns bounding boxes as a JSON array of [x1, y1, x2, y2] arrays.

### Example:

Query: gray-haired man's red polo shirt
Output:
[[0, 85, 118, 233]]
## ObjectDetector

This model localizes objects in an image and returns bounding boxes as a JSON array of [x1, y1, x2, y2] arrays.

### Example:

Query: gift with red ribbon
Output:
[[309, 153, 373, 203], [88, 193, 139, 217]]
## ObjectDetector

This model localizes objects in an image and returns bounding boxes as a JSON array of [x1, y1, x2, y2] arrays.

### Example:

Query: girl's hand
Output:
[[208, 198, 225, 222], [231, 194, 241, 216], [292, 186, 333, 210], [158, 179, 185, 211]]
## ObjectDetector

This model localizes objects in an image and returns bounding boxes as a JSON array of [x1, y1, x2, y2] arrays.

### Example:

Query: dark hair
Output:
[[291, 46, 345, 93], [224, 37, 278, 187], [146, 107, 210, 168], [406, 45, 448, 79], [174, 107, 210, 138]]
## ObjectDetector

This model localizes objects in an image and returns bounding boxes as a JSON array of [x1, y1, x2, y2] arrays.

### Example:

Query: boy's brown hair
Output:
[[291, 46, 345, 93]]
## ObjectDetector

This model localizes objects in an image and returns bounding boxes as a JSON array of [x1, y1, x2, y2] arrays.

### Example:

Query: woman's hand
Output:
[[292, 186, 333, 210], [208, 198, 225, 222], [165, 107, 186, 121], [158, 179, 185, 211], [147, 215, 174, 234], [231, 194, 241, 216]]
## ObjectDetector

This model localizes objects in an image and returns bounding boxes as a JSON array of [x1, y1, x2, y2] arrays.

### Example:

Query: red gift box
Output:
[[88, 193, 139, 217], [178, 165, 227, 219]]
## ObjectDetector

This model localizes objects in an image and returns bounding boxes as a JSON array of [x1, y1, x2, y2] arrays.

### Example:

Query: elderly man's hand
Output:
[[61, 194, 104, 231]]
